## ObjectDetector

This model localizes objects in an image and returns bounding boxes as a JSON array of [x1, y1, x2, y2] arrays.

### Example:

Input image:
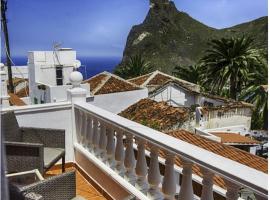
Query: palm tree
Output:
[[114, 54, 152, 79], [200, 36, 262, 100], [173, 64, 201, 84], [240, 61, 268, 130]]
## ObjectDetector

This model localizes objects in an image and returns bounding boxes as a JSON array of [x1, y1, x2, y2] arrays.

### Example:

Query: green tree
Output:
[[173, 64, 201, 84], [200, 36, 262, 100], [240, 61, 268, 130], [114, 54, 152, 79]]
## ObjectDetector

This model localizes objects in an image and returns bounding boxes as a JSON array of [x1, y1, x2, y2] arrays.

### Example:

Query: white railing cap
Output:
[[74, 102, 268, 197]]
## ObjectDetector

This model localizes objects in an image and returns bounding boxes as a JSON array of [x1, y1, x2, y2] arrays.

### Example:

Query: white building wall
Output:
[[197, 107, 252, 130], [151, 85, 196, 107], [90, 88, 148, 114]]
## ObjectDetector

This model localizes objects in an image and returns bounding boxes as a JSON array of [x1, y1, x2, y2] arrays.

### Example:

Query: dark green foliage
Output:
[[118, 0, 267, 74], [240, 61, 268, 130], [200, 36, 262, 100], [173, 64, 201, 85], [114, 54, 153, 79]]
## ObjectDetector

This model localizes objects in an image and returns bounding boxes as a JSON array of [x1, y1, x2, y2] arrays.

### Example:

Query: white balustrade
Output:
[[179, 159, 194, 200], [98, 122, 107, 161], [92, 118, 99, 154], [162, 153, 176, 200], [124, 133, 136, 185], [147, 145, 162, 199], [135, 138, 148, 194], [200, 167, 214, 200], [86, 115, 93, 151], [106, 125, 115, 168], [225, 180, 241, 200], [73, 103, 268, 200], [115, 129, 125, 176]]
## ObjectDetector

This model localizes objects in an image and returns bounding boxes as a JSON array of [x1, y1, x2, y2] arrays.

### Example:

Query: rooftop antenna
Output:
[[1, 0, 14, 93]]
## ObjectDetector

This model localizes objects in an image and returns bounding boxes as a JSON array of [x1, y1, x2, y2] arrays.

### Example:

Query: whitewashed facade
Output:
[[28, 49, 90, 104]]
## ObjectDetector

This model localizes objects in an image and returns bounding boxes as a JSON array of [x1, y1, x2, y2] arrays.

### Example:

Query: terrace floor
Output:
[[45, 164, 107, 200]]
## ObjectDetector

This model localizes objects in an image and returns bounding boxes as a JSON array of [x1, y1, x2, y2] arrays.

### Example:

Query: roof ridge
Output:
[[142, 70, 159, 86], [155, 70, 198, 87], [109, 72, 143, 89], [127, 71, 154, 81], [92, 73, 111, 95]]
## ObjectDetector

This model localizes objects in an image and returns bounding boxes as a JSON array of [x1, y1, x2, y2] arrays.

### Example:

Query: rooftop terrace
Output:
[[2, 73, 268, 200]]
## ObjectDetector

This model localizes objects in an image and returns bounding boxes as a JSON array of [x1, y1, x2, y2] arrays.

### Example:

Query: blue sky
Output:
[[1, 0, 268, 58]]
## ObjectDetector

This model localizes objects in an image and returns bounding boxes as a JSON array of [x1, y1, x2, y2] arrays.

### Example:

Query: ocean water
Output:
[[4, 56, 121, 80]]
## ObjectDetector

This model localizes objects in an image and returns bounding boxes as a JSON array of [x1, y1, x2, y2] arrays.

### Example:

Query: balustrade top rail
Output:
[[74, 102, 268, 197]]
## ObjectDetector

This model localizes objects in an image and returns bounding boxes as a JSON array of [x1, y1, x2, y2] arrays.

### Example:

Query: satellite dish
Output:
[[0, 63, 4, 68], [74, 60, 81, 69]]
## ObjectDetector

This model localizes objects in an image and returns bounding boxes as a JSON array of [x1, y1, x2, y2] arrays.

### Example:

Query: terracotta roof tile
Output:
[[83, 74, 107, 93], [15, 86, 29, 98], [119, 99, 191, 131], [83, 72, 141, 95], [8, 93, 26, 106], [128, 70, 199, 92], [128, 73, 152, 85], [153, 130, 267, 189], [210, 132, 260, 145]]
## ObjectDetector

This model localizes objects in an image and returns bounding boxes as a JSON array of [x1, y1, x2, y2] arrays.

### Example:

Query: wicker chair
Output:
[[9, 171, 85, 200], [2, 111, 66, 174]]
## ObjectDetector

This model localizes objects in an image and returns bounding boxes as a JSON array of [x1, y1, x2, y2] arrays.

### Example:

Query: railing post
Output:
[[162, 153, 176, 200], [106, 126, 115, 168], [92, 118, 100, 154], [98, 122, 107, 161], [200, 167, 214, 200], [86, 115, 93, 151], [225, 180, 240, 200], [124, 133, 136, 185], [179, 159, 194, 200], [74, 109, 81, 144], [115, 129, 125, 176], [135, 138, 148, 194], [81, 112, 87, 146], [78, 110, 84, 144], [147, 145, 162, 200]]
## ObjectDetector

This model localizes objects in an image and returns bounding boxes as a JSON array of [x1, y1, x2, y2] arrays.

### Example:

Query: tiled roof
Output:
[[10, 77, 28, 87], [162, 130, 267, 189], [128, 70, 199, 92], [128, 73, 152, 85], [119, 99, 192, 131], [210, 132, 260, 145], [200, 101, 254, 113], [83, 71, 142, 95], [8, 93, 26, 106], [15, 86, 29, 98]]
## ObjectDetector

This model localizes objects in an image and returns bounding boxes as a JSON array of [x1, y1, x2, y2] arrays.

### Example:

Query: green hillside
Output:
[[116, 0, 267, 74]]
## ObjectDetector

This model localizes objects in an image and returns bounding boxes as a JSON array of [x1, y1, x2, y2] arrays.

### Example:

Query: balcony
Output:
[[2, 79, 268, 200]]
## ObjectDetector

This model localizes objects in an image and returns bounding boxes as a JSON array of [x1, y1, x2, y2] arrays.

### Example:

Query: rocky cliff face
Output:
[[117, 0, 267, 74]]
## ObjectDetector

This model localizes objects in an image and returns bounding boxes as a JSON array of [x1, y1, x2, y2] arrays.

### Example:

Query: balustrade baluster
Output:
[[98, 122, 107, 161], [162, 153, 176, 200], [135, 138, 148, 194], [124, 133, 136, 185], [147, 145, 162, 199], [225, 180, 240, 200], [78, 110, 84, 144], [86, 115, 93, 151], [200, 167, 214, 200], [179, 159, 194, 200], [92, 118, 100, 154], [106, 126, 115, 168], [115, 129, 125, 176], [74, 109, 81, 143]]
